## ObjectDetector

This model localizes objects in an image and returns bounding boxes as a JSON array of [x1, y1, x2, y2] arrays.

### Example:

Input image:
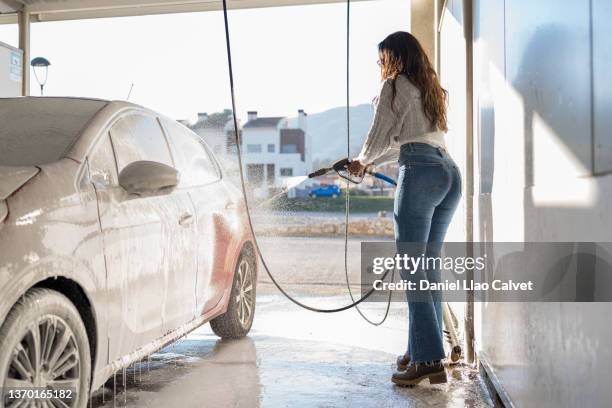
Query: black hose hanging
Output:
[[341, 0, 393, 325], [220, 0, 393, 316]]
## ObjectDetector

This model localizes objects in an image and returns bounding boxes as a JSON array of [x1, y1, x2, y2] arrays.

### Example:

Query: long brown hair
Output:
[[378, 31, 448, 132]]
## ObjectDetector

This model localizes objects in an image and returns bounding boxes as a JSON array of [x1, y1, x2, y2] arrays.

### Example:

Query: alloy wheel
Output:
[[3, 315, 80, 408], [234, 259, 254, 329]]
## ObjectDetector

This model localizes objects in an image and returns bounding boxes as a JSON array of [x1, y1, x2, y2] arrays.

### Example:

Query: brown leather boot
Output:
[[391, 361, 447, 386], [396, 353, 410, 370]]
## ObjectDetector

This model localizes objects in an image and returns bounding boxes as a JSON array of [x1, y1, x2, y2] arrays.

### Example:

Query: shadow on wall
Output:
[[515, 25, 604, 300], [478, 24, 610, 300], [513, 25, 591, 187]]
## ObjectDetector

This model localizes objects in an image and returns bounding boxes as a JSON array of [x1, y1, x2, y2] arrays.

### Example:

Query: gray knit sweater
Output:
[[356, 74, 446, 165]]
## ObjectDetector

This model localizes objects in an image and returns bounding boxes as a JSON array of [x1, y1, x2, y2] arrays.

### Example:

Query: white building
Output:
[[189, 109, 238, 157], [242, 109, 312, 198], [187, 109, 242, 184]]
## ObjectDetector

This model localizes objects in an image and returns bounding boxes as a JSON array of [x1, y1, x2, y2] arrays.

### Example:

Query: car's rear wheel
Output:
[[210, 249, 257, 339], [0, 288, 91, 408]]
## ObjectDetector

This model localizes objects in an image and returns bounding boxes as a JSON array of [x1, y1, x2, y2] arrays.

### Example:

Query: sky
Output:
[[0, 0, 410, 122]]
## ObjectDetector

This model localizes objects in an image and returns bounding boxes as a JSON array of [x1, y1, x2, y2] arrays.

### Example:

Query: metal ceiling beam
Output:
[[17, 8, 28, 96], [0, 0, 370, 24], [0, 0, 22, 14]]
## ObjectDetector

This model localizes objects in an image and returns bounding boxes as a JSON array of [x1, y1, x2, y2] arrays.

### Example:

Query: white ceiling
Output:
[[0, 0, 370, 23]]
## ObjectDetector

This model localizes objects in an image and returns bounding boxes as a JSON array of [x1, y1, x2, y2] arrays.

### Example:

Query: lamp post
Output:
[[30, 57, 50, 96]]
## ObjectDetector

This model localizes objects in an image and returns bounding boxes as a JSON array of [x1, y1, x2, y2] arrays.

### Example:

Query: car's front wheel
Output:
[[210, 248, 257, 339], [0, 288, 91, 408]]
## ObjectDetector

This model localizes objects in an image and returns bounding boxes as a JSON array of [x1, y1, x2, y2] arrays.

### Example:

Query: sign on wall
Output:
[[1, 41, 22, 97]]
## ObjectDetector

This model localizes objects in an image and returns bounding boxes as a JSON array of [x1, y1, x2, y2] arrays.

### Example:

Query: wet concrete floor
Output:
[[92, 293, 492, 407]]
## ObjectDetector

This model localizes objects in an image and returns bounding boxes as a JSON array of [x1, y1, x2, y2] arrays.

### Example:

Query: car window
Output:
[[162, 119, 220, 187], [88, 132, 118, 187], [109, 113, 173, 173]]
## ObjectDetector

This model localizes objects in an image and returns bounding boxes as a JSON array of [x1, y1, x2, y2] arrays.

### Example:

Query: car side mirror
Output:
[[118, 160, 179, 194]]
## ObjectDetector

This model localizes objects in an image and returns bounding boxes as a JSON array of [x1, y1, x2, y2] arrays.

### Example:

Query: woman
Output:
[[348, 31, 462, 386]]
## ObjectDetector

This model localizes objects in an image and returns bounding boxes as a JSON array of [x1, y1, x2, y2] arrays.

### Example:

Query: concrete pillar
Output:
[[462, 0, 475, 366], [17, 9, 29, 96], [410, 0, 437, 66], [416, 0, 477, 364]]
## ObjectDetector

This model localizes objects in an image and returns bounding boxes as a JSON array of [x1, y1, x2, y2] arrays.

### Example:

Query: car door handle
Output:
[[178, 213, 194, 226]]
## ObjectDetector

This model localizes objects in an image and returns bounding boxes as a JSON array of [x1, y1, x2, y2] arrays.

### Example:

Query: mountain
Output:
[[288, 104, 374, 165]]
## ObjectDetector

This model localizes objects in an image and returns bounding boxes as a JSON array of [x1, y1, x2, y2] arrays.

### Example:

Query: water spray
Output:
[[259, 159, 397, 209], [254, 175, 310, 209]]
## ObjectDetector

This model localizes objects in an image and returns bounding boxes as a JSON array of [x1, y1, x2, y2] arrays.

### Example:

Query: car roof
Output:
[[0, 97, 144, 166]]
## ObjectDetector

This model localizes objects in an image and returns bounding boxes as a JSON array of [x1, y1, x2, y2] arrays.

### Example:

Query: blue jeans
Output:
[[394, 142, 462, 363]]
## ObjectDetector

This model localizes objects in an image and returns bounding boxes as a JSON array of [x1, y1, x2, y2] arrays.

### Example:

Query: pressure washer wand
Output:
[[308, 158, 397, 186]]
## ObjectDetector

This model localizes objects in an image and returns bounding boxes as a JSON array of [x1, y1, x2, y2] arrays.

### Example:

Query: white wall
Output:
[[439, 0, 612, 405], [0, 41, 22, 97], [439, 1, 468, 244]]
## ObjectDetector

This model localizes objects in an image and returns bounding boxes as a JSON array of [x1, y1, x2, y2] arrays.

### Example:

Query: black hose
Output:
[[221, 0, 393, 314], [341, 0, 393, 325]]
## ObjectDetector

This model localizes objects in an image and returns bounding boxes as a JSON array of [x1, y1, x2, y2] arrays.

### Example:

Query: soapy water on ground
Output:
[[89, 295, 492, 408]]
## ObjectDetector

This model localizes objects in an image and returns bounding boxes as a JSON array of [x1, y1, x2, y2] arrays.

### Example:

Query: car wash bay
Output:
[[2, 0, 612, 406]]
